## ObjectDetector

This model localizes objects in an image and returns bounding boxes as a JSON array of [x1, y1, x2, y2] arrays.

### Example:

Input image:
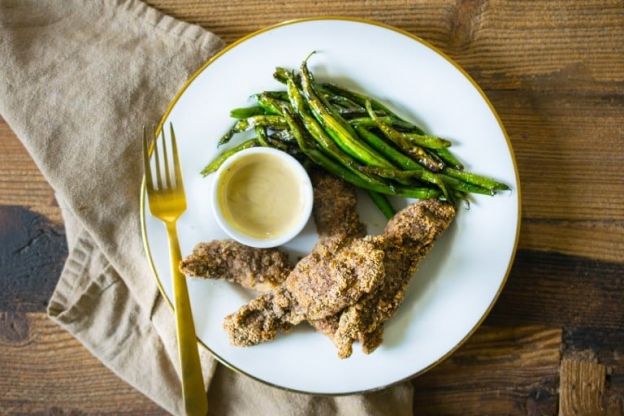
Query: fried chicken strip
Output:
[[180, 169, 455, 357], [224, 199, 454, 352], [223, 235, 385, 346], [310, 169, 365, 239], [333, 200, 456, 358], [180, 240, 291, 292]]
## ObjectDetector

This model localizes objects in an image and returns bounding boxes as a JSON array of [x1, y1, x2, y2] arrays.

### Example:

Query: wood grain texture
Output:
[[1, 0, 623, 414], [0, 311, 561, 416], [520, 219, 624, 264], [0, 312, 165, 415], [559, 352, 607, 416], [0, 118, 62, 224], [486, 250, 624, 329], [563, 329, 624, 415], [412, 325, 562, 415]]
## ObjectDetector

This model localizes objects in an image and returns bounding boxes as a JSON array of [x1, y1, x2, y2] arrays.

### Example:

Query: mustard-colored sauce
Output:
[[217, 153, 304, 239]]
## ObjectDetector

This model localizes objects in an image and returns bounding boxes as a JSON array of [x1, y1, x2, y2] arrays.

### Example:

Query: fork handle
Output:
[[166, 221, 208, 416]]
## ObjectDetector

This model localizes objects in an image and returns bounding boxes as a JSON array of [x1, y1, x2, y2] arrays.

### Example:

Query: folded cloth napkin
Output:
[[0, 1, 413, 414]]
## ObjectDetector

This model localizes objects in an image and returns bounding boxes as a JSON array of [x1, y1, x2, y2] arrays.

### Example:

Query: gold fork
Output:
[[143, 124, 208, 416]]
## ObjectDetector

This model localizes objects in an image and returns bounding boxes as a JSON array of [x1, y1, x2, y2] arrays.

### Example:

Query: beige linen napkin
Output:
[[0, 1, 413, 414]]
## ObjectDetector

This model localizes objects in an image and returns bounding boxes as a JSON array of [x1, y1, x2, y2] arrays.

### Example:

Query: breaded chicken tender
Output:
[[180, 240, 291, 292], [223, 198, 454, 355], [332, 200, 456, 358], [180, 169, 455, 358]]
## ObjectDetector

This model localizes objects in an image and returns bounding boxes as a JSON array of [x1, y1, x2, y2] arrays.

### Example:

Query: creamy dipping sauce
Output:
[[217, 153, 305, 239]]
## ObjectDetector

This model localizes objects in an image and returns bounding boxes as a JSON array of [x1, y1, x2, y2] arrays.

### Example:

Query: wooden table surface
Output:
[[1, 1, 622, 415]]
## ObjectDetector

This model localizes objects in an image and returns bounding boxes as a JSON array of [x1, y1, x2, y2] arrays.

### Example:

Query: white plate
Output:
[[141, 18, 520, 395]]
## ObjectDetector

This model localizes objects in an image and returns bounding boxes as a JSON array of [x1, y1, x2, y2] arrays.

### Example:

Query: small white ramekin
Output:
[[211, 147, 313, 248]]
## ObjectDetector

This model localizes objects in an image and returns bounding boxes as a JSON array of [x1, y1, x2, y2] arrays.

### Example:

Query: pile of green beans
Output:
[[201, 54, 509, 219]]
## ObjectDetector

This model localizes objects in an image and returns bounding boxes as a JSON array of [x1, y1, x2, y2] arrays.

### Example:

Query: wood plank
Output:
[[0, 315, 562, 415], [490, 90, 624, 223], [144, 0, 624, 76], [564, 328, 624, 368], [0, 312, 166, 415], [0, 206, 67, 313], [0, 118, 62, 223], [487, 250, 624, 330], [559, 351, 607, 416], [144, 0, 624, 88], [412, 325, 561, 415], [447, 1, 624, 88], [563, 329, 624, 415], [2, 202, 622, 332], [520, 219, 624, 264], [145, 0, 456, 45]]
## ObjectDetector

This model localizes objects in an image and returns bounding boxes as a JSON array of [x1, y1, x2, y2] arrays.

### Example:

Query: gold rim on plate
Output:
[[140, 16, 522, 396]]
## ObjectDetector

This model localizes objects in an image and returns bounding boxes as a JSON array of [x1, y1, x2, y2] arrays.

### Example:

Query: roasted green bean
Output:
[[254, 94, 288, 115], [263, 90, 290, 101], [365, 100, 445, 171], [230, 106, 265, 119], [348, 116, 416, 130], [254, 126, 270, 147], [364, 100, 450, 150], [208, 55, 510, 207], [285, 74, 388, 188], [322, 82, 427, 135], [367, 191, 396, 219], [218, 115, 288, 146], [269, 129, 295, 142], [433, 148, 464, 170], [327, 94, 363, 112], [273, 67, 291, 84], [360, 166, 449, 200], [444, 167, 510, 191], [201, 139, 259, 176], [276, 64, 427, 134], [355, 127, 417, 169], [300, 59, 393, 168], [440, 174, 493, 195], [283, 108, 439, 199]]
